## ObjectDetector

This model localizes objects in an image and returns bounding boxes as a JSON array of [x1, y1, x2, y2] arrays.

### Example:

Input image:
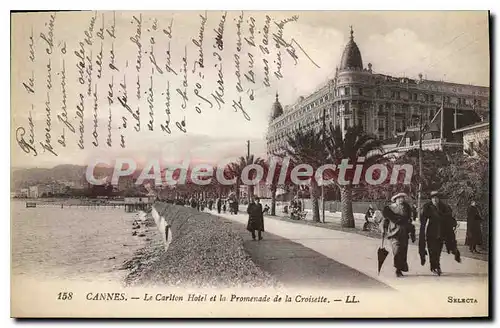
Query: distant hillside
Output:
[[11, 164, 113, 191], [11, 162, 226, 191]]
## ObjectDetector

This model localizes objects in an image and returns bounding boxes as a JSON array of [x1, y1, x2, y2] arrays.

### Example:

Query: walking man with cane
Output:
[[419, 191, 461, 276]]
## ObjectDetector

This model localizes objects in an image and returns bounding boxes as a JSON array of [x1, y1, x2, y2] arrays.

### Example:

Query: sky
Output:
[[10, 10, 490, 169]]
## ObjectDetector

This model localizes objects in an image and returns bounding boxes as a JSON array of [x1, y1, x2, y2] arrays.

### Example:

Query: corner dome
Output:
[[339, 26, 363, 71], [270, 92, 283, 121]]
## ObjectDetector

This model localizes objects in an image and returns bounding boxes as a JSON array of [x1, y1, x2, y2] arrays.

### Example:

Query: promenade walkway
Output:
[[267, 207, 487, 261], [221, 218, 390, 290], [212, 209, 488, 298]]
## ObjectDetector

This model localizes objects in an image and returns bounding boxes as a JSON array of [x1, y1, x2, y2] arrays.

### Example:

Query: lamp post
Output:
[[415, 80, 424, 218], [247, 140, 250, 202], [417, 104, 423, 218], [320, 81, 333, 223]]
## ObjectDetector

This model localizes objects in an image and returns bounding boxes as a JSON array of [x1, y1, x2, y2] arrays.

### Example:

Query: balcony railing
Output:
[[409, 138, 463, 147]]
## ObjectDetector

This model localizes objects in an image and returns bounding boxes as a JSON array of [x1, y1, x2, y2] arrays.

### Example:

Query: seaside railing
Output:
[[23, 201, 153, 214]]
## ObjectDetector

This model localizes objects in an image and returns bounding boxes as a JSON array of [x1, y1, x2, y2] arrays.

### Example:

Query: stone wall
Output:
[[137, 202, 277, 287]]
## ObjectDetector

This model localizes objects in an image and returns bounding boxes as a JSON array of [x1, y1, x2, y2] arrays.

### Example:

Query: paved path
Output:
[[212, 210, 488, 297], [221, 218, 390, 290], [259, 207, 488, 261]]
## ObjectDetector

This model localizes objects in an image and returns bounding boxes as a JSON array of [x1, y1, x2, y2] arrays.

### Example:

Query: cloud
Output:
[[363, 28, 489, 85]]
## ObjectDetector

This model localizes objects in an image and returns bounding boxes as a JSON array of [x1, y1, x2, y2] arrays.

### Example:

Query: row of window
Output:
[[341, 118, 409, 132], [270, 111, 332, 140], [338, 104, 435, 122], [272, 94, 333, 127], [336, 86, 485, 107], [274, 88, 486, 127], [270, 115, 417, 146], [374, 104, 436, 118], [268, 115, 332, 144]]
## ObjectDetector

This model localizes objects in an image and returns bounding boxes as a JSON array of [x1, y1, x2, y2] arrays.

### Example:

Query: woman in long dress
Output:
[[465, 201, 483, 253], [382, 193, 414, 277]]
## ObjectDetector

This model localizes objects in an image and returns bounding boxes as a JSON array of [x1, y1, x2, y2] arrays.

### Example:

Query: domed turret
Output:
[[339, 26, 363, 71], [270, 92, 283, 121]]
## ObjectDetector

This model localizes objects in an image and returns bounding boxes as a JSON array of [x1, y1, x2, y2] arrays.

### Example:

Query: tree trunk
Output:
[[270, 184, 277, 216], [340, 185, 355, 228], [235, 181, 240, 201], [248, 185, 255, 200], [310, 180, 321, 222]]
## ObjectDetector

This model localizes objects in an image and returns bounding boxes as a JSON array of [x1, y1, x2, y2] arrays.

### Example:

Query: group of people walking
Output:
[[171, 190, 484, 276], [172, 195, 239, 214], [215, 197, 240, 215], [172, 193, 268, 242], [381, 191, 483, 277]]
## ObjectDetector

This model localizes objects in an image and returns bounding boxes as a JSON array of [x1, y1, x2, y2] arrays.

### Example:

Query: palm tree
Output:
[[227, 154, 266, 201], [324, 124, 385, 228], [283, 128, 328, 222], [394, 149, 449, 199]]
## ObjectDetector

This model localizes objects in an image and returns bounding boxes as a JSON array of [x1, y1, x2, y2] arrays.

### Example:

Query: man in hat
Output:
[[419, 191, 461, 276], [246, 196, 266, 240], [382, 193, 415, 277]]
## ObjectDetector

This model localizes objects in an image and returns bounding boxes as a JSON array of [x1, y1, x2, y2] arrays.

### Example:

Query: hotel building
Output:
[[266, 27, 490, 155]]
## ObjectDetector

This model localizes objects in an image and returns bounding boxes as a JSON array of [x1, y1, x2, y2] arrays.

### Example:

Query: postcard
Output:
[[10, 10, 490, 318]]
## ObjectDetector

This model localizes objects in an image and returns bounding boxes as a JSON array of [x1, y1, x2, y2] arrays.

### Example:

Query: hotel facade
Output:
[[266, 28, 490, 156]]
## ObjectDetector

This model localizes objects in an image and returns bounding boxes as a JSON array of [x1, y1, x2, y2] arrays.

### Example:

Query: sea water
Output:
[[11, 200, 144, 283]]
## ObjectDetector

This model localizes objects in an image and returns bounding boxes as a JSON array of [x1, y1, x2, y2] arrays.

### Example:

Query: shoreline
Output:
[[121, 203, 279, 289], [119, 211, 160, 286], [11, 203, 148, 284]]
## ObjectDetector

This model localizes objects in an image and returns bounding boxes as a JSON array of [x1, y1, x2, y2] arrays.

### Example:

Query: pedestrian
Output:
[[381, 193, 414, 277], [208, 199, 214, 211], [216, 197, 222, 214], [419, 191, 461, 276], [465, 200, 483, 253], [246, 197, 266, 240], [263, 204, 270, 215], [229, 199, 235, 214], [222, 200, 227, 213], [190, 197, 197, 209], [363, 205, 375, 231], [234, 198, 239, 214]]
